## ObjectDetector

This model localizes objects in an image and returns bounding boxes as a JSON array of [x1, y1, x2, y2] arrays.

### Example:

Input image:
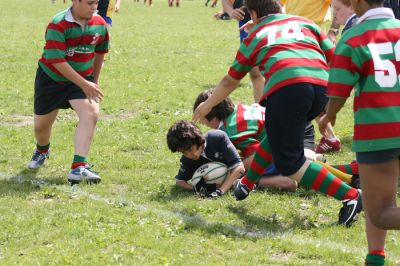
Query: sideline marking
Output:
[[0, 173, 364, 254]]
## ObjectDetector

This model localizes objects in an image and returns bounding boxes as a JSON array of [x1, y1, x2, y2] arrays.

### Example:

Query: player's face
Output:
[[182, 144, 204, 160], [350, 0, 364, 17], [73, 0, 99, 19], [200, 117, 219, 129]]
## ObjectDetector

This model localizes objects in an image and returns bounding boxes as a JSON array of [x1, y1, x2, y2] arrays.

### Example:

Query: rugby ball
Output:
[[192, 162, 228, 186]]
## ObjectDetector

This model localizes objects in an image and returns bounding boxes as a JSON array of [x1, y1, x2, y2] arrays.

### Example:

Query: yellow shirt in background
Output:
[[281, 0, 332, 27]]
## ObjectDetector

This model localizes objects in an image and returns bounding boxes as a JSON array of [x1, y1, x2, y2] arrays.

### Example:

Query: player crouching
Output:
[[167, 120, 245, 198]]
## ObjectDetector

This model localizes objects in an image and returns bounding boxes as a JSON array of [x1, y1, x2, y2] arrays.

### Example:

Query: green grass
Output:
[[0, 0, 399, 265]]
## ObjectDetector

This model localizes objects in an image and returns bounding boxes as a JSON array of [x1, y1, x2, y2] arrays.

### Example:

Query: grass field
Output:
[[0, 0, 399, 265]]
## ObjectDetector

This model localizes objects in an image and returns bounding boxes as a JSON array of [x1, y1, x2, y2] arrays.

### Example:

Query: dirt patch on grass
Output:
[[0, 112, 137, 127]]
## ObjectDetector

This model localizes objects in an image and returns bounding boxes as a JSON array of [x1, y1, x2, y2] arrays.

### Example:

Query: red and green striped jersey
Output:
[[327, 8, 400, 152], [219, 103, 265, 157], [228, 14, 334, 103], [38, 8, 109, 82]]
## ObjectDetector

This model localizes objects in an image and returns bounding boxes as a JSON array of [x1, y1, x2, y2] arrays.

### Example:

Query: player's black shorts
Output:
[[356, 148, 400, 164], [304, 122, 315, 151], [265, 82, 327, 176], [34, 66, 93, 115]]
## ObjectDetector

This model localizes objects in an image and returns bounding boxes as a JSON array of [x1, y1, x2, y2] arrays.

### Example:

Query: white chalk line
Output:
[[0, 172, 365, 255]]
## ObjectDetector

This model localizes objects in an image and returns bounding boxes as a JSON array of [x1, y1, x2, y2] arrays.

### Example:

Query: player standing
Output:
[[193, 0, 362, 226], [28, 0, 109, 184], [319, 0, 400, 264]]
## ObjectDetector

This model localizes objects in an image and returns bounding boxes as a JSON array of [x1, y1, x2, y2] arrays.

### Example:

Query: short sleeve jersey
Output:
[[220, 103, 265, 157], [175, 130, 242, 182], [327, 8, 400, 152], [38, 8, 109, 82], [228, 14, 334, 104]]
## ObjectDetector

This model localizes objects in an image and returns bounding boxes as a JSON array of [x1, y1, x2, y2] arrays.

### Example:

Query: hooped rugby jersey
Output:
[[39, 8, 109, 82], [327, 8, 400, 152], [228, 14, 334, 104]]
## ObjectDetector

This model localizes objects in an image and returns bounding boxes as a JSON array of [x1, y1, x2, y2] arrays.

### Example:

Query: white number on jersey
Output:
[[368, 41, 400, 87], [243, 104, 265, 121], [256, 21, 305, 45]]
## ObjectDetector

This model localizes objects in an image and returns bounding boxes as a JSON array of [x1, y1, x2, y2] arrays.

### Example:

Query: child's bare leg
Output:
[[249, 66, 264, 103], [360, 159, 400, 229], [365, 212, 387, 253]]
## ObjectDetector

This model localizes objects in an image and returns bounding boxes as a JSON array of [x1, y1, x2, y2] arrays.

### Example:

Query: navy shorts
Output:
[[356, 148, 400, 164], [34, 66, 93, 115], [239, 19, 248, 43], [265, 83, 327, 176]]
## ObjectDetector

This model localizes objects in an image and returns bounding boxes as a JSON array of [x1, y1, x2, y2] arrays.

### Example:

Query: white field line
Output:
[[1, 173, 364, 254]]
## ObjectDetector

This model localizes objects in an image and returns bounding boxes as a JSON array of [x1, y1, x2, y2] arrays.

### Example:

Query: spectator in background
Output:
[[98, 0, 121, 27], [221, 0, 265, 103], [280, 0, 332, 28], [168, 0, 180, 7]]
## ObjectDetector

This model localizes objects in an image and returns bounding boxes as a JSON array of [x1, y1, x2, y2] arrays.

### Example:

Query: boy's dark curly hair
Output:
[[167, 120, 205, 152], [245, 0, 282, 17], [193, 89, 234, 122]]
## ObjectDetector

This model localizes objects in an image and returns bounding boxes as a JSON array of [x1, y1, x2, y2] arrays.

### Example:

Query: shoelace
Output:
[[84, 164, 99, 175], [32, 151, 45, 161]]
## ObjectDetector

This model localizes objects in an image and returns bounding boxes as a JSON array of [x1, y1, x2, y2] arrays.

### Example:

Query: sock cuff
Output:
[[36, 143, 50, 153], [369, 250, 385, 257], [241, 176, 255, 189]]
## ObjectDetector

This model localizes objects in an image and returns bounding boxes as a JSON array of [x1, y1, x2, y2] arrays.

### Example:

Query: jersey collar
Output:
[[357, 7, 394, 24]]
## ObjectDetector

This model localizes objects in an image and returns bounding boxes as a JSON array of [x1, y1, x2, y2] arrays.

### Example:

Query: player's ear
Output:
[[249, 9, 259, 21]]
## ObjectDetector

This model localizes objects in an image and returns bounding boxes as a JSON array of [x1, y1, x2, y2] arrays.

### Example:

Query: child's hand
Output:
[[318, 113, 336, 137], [229, 7, 246, 21], [239, 20, 254, 33], [193, 102, 212, 123]]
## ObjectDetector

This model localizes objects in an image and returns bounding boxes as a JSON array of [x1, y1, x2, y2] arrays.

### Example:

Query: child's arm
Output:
[[193, 74, 240, 122], [318, 97, 347, 136], [53, 62, 104, 102], [219, 163, 245, 193], [115, 0, 121, 12], [92, 53, 105, 84], [175, 179, 193, 190]]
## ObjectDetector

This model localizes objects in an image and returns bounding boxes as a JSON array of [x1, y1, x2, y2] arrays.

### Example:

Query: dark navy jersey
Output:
[[175, 130, 242, 181]]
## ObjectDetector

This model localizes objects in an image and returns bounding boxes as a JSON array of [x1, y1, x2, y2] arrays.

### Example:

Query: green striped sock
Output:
[[299, 161, 358, 200]]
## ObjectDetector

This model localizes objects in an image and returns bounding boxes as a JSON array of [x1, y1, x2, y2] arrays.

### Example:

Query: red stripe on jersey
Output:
[[45, 40, 67, 51], [236, 51, 253, 67], [228, 68, 247, 80], [236, 104, 247, 132], [47, 20, 76, 32], [358, 91, 400, 108], [327, 82, 354, 98], [88, 16, 108, 26], [259, 42, 327, 69], [68, 53, 95, 63], [346, 28, 400, 47], [330, 54, 361, 73], [267, 58, 328, 75], [310, 167, 327, 191], [262, 76, 327, 100], [79, 68, 94, 77], [354, 122, 400, 140], [361, 58, 400, 78]]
